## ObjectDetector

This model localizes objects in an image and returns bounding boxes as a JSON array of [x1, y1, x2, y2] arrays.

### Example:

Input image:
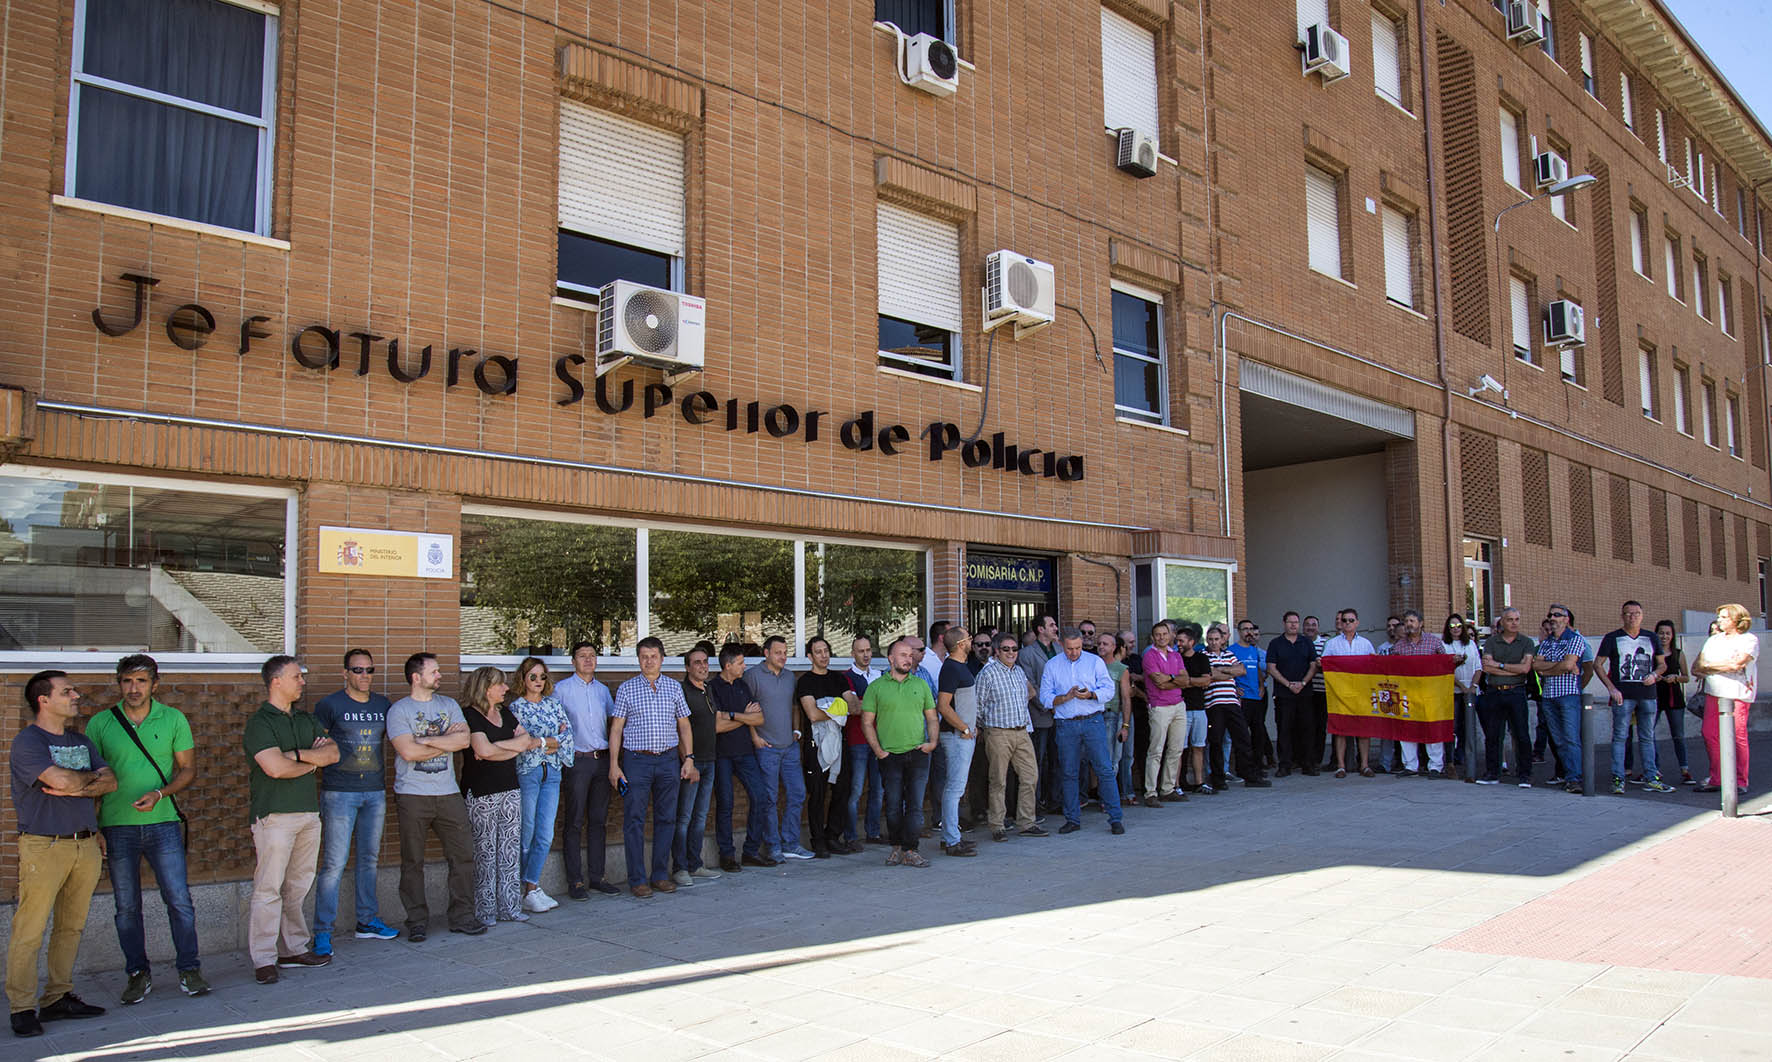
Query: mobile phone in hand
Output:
[[618, 777, 629, 797]]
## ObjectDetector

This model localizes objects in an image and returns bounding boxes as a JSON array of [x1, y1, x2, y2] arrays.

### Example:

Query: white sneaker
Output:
[[690, 866, 722, 879], [522, 890, 551, 913], [671, 870, 694, 887]]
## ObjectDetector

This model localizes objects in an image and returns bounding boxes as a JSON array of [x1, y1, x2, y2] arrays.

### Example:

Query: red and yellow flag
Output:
[[1321, 654, 1458, 742]]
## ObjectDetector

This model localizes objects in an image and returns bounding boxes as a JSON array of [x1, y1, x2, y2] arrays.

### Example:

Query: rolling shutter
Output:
[[1629, 210, 1645, 274], [876, 202, 962, 332], [1382, 206, 1413, 307], [1371, 11, 1403, 107], [1101, 7, 1159, 135], [1296, 0, 1329, 40], [1510, 276, 1531, 356], [1499, 108, 1521, 187], [558, 101, 685, 258], [1305, 166, 1342, 278], [1619, 73, 1634, 127]]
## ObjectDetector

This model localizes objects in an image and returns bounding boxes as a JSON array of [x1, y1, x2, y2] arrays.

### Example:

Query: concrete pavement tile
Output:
[[1051, 1044, 1169, 1061], [1397, 995, 1537, 1033], [1473, 1037, 1629, 1061], [726, 1023, 866, 1060], [1017, 973, 1116, 1005], [1668, 993, 1772, 1030], [1628, 1022, 1772, 1061], [1103, 1017, 1232, 1055], [1553, 985, 1687, 1020], [679, 1007, 804, 1046], [1249, 1008, 1386, 1047], [1510, 1009, 1663, 1050], [809, 1041, 937, 1061], [604, 1033, 722, 1062], [869, 1013, 1009, 1055], [948, 1029, 1083, 1061], [1182, 1032, 1335, 1061], [1402, 949, 1503, 974], [1479, 956, 1608, 984], [1352, 922, 1461, 947], [1587, 967, 1717, 995], [1185, 992, 1294, 1030], [1086, 982, 1201, 1018], [1305, 986, 1434, 1019], [1344, 1019, 1495, 1060], [1689, 976, 1772, 1005], [1351, 964, 1473, 995], [1221, 974, 1338, 1006], [1026, 1003, 1149, 1042], [1451, 974, 1576, 1008]]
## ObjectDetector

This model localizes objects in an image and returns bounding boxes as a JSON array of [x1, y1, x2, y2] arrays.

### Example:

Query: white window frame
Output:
[[1639, 346, 1659, 420], [1578, 33, 1595, 96], [1694, 253, 1710, 320], [1674, 364, 1692, 435], [1701, 379, 1718, 448], [1727, 392, 1742, 458], [876, 202, 963, 379], [1305, 163, 1345, 280], [1510, 274, 1535, 364], [459, 502, 932, 672], [0, 463, 297, 672], [1719, 272, 1733, 336], [1666, 234, 1683, 302], [1629, 207, 1649, 277], [1371, 9, 1407, 112], [1381, 203, 1416, 309], [1132, 557, 1237, 642], [1619, 72, 1635, 130], [1656, 109, 1668, 164], [64, 0, 279, 238], [1500, 107, 1524, 190], [1110, 280, 1169, 425], [1100, 6, 1160, 137]]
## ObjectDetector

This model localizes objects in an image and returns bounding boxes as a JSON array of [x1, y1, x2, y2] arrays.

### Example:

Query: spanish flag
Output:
[[1321, 654, 1458, 743]]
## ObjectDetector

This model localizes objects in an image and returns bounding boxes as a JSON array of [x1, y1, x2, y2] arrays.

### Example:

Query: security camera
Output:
[[1468, 374, 1506, 399]]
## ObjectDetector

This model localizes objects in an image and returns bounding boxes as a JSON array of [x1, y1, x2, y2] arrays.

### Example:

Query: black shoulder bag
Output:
[[109, 705, 189, 848]]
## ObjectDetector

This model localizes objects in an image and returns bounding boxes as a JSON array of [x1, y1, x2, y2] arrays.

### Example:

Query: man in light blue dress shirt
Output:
[[1039, 628, 1126, 835], [554, 643, 619, 898]]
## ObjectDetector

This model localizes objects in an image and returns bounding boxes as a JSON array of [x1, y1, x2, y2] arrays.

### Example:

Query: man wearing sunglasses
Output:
[[976, 635, 1044, 842], [310, 649, 400, 955]]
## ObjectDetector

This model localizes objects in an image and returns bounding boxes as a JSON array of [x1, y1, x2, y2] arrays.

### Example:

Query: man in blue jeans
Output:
[[1533, 608, 1588, 793], [934, 627, 980, 857], [709, 644, 773, 869], [671, 645, 722, 886], [1040, 628, 1126, 835], [1596, 601, 1677, 795], [310, 650, 400, 953], [609, 638, 698, 897], [85, 655, 208, 1003], [746, 636, 812, 860], [844, 637, 885, 844]]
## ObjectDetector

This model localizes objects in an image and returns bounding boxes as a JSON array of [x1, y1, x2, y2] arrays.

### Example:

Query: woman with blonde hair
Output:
[[1692, 604, 1757, 795], [460, 666, 541, 925], [508, 656, 573, 913]]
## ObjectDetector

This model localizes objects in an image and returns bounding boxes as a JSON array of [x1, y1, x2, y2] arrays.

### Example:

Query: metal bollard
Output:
[[1580, 699, 1602, 797], [1720, 698, 1739, 819], [1464, 696, 1481, 783]]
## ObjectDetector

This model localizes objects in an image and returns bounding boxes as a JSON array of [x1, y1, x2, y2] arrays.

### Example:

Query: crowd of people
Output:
[[8, 602, 1758, 1037]]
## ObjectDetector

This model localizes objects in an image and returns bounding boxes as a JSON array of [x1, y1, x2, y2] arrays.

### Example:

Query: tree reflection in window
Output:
[[649, 530, 793, 654], [806, 542, 925, 648], [460, 516, 636, 655]]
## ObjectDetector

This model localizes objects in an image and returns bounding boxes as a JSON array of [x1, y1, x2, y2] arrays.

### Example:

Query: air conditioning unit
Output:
[[596, 280, 706, 373], [1534, 150, 1569, 188], [900, 32, 959, 97], [1544, 299, 1585, 347], [1301, 24, 1351, 82], [983, 250, 1056, 334], [1115, 128, 1159, 178], [1506, 0, 1545, 44]]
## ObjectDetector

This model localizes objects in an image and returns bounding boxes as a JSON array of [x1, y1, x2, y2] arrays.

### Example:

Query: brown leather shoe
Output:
[[275, 951, 330, 969], [650, 879, 677, 893], [254, 966, 278, 984], [630, 884, 653, 898]]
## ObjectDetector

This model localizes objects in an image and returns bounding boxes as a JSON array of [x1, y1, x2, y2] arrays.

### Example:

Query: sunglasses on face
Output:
[[347, 666, 375, 675]]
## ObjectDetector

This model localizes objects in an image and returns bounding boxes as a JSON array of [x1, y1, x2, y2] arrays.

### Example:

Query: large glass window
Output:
[[1111, 286, 1166, 424], [460, 508, 928, 664], [460, 515, 638, 655], [66, 0, 278, 235], [0, 469, 292, 660]]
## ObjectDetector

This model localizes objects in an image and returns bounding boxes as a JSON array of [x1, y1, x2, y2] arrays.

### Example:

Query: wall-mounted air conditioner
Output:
[[597, 280, 706, 373], [1115, 128, 1159, 178], [983, 251, 1056, 335], [1534, 150, 1569, 188], [1544, 299, 1585, 347], [1506, 1, 1545, 44], [1301, 24, 1351, 82], [900, 32, 959, 97]]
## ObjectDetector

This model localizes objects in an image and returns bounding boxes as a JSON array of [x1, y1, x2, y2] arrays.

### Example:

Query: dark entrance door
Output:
[[965, 551, 1058, 637]]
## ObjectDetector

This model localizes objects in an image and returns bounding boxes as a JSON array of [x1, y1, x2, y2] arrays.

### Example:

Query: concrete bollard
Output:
[[1720, 698, 1739, 818]]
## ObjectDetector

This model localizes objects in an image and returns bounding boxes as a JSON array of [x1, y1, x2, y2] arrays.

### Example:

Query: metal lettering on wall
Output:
[[89, 272, 1084, 482]]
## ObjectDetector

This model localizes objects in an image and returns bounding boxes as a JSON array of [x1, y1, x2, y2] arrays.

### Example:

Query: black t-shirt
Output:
[[1266, 635, 1316, 683], [682, 679, 719, 764], [795, 669, 853, 750], [1180, 650, 1211, 711], [1598, 628, 1661, 700], [461, 706, 520, 797], [710, 675, 756, 760], [937, 656, 978, 732], [1656, 647, 1686, 712]]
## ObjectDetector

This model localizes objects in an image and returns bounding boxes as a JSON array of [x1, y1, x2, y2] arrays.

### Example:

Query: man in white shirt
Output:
[[1318, 610, 1376, 778]]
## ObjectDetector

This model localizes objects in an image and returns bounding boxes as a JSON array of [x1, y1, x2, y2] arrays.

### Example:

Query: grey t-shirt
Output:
[[386, 694, 465, 795], [743, 663, 798, 748]]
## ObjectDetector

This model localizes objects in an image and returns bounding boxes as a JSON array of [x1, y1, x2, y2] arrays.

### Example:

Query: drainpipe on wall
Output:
[[1753, 178, 1770, 502], [1416, 0, 1463, 618]]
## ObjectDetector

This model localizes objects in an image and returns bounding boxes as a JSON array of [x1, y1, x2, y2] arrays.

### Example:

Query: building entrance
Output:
[[965, 551, 1058, 637]]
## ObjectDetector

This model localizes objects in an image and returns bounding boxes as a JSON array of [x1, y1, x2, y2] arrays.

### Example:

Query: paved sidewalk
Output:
[[22, 771, 1772, 1062]]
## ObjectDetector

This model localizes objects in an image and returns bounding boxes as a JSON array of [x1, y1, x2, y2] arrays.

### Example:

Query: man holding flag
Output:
[[1318, 610, 1376, 778], [1320, 609, 1460, 780], [1385, 611, 1448, 777]]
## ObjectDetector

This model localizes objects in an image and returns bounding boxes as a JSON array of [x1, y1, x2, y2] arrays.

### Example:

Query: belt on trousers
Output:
[[1060, 711, 1104, 722], [629, 749, 674, 756], [576, 749, 607, 758], [22, 830, 95, 840]]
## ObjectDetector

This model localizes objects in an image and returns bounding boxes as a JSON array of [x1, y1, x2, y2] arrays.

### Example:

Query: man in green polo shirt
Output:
[[861, 637, 939, 869], [241, 656, 338, 985], [85, 656, 206, 1004]]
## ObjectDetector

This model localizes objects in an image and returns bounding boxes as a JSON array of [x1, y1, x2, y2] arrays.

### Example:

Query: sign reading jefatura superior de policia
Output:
[[91, 272, 1085, 483]]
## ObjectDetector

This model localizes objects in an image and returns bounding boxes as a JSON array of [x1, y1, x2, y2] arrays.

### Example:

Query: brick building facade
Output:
[[0, 0, 1766, 900]]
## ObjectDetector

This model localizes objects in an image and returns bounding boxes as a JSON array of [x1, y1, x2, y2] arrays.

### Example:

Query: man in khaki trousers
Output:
[[242, 656, 338, 984], [974, 634, 1049, 842]]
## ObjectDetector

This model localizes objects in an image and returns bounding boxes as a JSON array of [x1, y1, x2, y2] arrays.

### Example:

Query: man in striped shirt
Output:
[[975, 633, 1045, 842], [609, 638, 698, 898], [1204, 624, 1267, 790]]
